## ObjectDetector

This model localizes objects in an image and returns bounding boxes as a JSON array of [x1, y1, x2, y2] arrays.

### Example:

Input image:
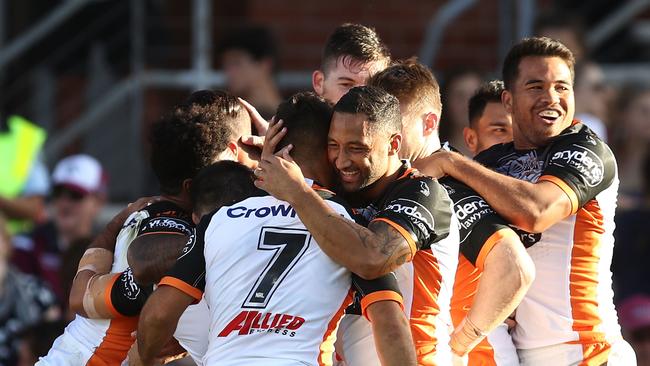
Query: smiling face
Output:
[[503, 56, 575, 149], [327, 112, 393, 193]]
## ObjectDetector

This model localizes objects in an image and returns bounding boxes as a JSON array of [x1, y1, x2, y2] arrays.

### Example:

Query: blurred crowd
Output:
[[0, 11, 649, 366]]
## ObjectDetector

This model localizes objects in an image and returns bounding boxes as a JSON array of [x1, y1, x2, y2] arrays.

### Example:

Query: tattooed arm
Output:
[[282, 185, 413, 280]]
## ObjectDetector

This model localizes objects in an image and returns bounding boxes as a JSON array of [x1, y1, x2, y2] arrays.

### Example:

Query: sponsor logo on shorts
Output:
[[550, 146, 604, 187], [218, 311, 305, 338]]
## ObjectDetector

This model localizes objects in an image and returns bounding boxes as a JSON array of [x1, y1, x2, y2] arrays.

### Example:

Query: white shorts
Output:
[[36, 333, 95, 366], [174, 298, 210, 366], [485, 323, 519, 366], [517, 338, 636, 366]]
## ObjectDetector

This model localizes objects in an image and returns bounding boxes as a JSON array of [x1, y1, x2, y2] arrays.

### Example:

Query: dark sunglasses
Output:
[[52, 186, 87, 201]]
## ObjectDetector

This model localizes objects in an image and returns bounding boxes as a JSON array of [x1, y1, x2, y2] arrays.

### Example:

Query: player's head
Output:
[[150, 90, 255, 196], [313, 23, 390, 104], [190, 161, 260, 222], [218, 26, 278, 96], [329, 86, 402, 195], [502, 37, 575, 149], [273, 92, 335, 188], [368, 59, 442, 161], [464, 80, 512, 156]]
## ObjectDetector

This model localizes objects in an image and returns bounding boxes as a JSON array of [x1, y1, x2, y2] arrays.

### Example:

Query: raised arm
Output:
[[415, 151, 571, 232]]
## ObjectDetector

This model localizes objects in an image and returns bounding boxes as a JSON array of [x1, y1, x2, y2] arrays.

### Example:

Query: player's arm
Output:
[[451, 229, 534, 356], [414, 150, 571, 232], [69, 198, 154, 317], [138, 222, 206, 365], [366, 301, 416, 366], [137, 286, 195, 366], [354, 273, 416, 366]]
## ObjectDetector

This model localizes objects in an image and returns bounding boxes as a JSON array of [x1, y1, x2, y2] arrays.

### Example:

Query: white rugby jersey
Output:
[[161, 189, 402, 366], [476, 122, 623, 362], [38, 201, 192, 366]]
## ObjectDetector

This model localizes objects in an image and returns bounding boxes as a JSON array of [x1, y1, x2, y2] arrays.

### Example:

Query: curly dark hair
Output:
[[150, 90, 250, 195], [334, 86, 401, 135]]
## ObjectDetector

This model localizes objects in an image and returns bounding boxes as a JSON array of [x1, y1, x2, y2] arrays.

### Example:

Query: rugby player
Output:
[[313, 23, 390, 104], [369, 61, 532, 365], [256, 86, 459, 365], [464, 80, 513, 156], [38, 90, 258, 365], [135, 93, 416, 366], [415, 37, 636, 365]]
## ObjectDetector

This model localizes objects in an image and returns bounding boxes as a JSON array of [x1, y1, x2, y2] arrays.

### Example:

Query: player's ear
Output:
[[182, 178, 192, 196], [423, 112, 439, 136], [502, 89, 513, 114], [192, 212, 200, 225], [312, 70, 325, 96], [388, 133, 402, 155], [463, 127, 478, 155]]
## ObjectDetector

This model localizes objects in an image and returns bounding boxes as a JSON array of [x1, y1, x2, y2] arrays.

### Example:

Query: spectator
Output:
[[0, 214, 59, 365], [0, 115, 49, 235], [439, 68, 482, 155], [612, 85, 650, 206], [574, 61, 611, 141], [618, 295, 650, 366], [11, 154, 107, 305], [217, 26, 282, 120], [612, 151, 650, 301]]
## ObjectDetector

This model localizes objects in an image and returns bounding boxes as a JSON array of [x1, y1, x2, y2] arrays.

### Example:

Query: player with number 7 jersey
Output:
[[159, 183, 405, 366]]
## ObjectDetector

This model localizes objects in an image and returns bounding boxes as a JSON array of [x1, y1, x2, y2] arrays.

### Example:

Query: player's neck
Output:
[[161, 194, 192, 212], [359, 156, 404, 202]]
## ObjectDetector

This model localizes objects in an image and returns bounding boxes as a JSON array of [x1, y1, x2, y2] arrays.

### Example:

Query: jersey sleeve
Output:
[[107, 268, 153, 317], [441, 178, 513, 270], [372, 177, 453, 254], [159, 219, 208, 303], [539, 130, 616, 214], [351, 272, 403, 320]]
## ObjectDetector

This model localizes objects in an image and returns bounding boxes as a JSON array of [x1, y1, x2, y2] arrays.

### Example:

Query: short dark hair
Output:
[[468, 80, 506, 126], [334, 86, 401, 135], [321, 23, 390, 74], [217, 26, 278, 65], [150, 90, 249, 195], [274, 92, 332, 164], [368, 58, 442, 114], [502, 37, 575, 90], [191, 161, 261, 217]]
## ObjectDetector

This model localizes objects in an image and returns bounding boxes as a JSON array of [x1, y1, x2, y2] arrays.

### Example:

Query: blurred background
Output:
[[0, 0, 649, 364]]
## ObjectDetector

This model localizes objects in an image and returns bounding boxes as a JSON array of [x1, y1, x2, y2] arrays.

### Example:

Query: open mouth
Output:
[[338, 169, 360, 183], [537, 109, 561, 124]]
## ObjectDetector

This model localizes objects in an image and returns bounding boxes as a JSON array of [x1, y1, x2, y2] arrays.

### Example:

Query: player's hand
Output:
[[254, 119, 308, 203], [239, 97, 270, 135], [412, 150, 451, 179]]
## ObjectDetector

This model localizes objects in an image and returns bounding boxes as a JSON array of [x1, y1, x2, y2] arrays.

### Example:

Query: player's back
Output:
[[200, 194, 353, 366]]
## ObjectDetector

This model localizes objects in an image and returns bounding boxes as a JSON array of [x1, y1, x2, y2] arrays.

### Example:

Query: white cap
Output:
[[52, 154, 107, 195]]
